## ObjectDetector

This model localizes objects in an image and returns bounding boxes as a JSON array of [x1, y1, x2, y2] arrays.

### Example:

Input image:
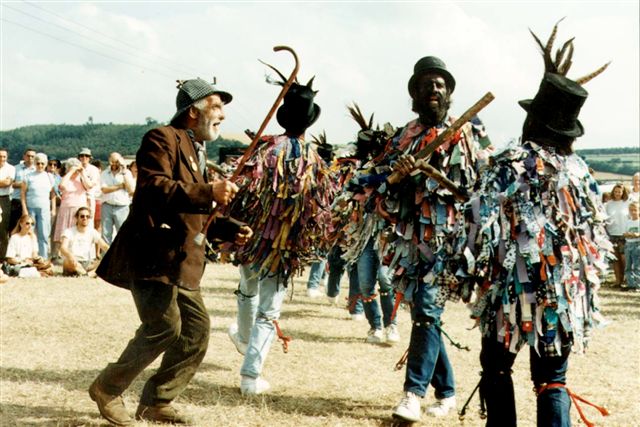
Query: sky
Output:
[[1, 1, 638, 151]]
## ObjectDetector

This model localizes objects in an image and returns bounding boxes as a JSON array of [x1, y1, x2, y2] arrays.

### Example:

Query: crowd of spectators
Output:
[[0, 146, 136, 280], [0, 145, 638, 288], [600, 173, 640, 290]]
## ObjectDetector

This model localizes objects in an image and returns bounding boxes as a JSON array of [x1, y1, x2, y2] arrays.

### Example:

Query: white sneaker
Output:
[[307, 288, 323, 298], [426, 395, 456, 417], [350, 313, 365, 321], [228, 323, 247, 355], [366, 328, 384, 344], [240, 376, 271, 395], [327, 295, 339, 305], [392, 391, 421, 422], [385, 324, 400, 344]]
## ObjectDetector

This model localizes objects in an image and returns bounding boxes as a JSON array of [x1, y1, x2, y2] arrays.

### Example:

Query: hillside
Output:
[[0, 122, 246, 164], [576, 148, 639, 177], [1, 123, 637, 175]]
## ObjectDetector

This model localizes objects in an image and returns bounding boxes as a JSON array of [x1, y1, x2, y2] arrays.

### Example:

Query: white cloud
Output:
[[1, 1, 637, 151]]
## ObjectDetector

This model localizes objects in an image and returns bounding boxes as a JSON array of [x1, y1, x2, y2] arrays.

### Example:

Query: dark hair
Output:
[[75, 207, 91, 218], [48, 159, 61, 168], [23, 147, 36, 154]]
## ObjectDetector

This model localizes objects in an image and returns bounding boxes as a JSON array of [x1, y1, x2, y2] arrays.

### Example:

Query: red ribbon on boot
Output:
[[536, 383, 610, 427], [272, 319, 292, 353]]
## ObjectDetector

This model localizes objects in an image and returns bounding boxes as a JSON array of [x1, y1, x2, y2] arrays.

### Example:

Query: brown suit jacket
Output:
[[97, 125, 238, 290]]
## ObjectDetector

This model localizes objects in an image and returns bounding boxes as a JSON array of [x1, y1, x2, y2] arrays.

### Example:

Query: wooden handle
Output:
[[387, 92, 494, 185]]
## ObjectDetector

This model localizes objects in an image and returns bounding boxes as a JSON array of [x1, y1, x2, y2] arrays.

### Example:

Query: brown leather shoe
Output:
[[136, 403, 193, 424], [88, 377, 133, 426]]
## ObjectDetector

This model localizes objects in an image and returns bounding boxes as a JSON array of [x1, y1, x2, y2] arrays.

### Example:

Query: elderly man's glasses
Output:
[[36, 162, 46, 165]]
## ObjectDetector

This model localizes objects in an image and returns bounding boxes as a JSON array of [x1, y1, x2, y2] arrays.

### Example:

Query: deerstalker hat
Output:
[[519, 73, 588, 138], [408, 56, 456, 96], [170, 78, 232, 124]]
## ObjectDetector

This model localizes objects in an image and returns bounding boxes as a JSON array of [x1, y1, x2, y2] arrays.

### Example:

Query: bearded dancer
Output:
[[349, 56, 489, 421]]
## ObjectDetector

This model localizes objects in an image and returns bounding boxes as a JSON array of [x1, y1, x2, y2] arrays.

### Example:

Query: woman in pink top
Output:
[[54, 158, 90, 246]]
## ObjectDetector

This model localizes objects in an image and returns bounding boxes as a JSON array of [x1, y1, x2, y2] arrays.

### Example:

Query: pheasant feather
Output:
[[558, 42, 574, 75], [258, 59, 291, 86], [554, 37, 575, 74], [347, 103, 370, 131], [575, 62, 611, 85]]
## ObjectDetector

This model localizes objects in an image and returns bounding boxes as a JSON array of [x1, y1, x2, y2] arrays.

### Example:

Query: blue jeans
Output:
[[326, 245, 363, 315], [403, 275, 455, 398], [306, 259, 327, 290], [404, 320, 456, 399], [28, 206, 50, 259], [101, 203, 130, 245], [480, 337, 571, 427], [356, 238, 395, 329], [236, 264, 287, 379], [624, 239, 640, 289]]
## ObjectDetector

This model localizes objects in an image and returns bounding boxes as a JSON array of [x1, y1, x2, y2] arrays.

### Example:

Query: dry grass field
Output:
[[1, 263, 639, 426]]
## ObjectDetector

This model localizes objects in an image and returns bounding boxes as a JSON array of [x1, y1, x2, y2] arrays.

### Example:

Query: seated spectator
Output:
[[60, 207, 109, 277], [3, 214, 53, 277]]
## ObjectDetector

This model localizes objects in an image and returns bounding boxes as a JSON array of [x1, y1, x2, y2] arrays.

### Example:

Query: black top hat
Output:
[[170, 78, 232, 125], [408, 56, 456, 96], [519, 73, 588, 138], [276, 81, 321, 134]]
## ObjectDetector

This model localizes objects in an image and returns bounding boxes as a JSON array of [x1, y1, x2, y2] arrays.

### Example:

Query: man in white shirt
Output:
[[100, 152, 135, 244], [0, 148, 15, 259], [60, 206, 109, 277], [9, 148, 36, 231], [77, 148, 101, 221]]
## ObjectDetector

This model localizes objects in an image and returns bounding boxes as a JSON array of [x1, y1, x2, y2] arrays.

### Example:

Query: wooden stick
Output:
[[195, 46, 300, 246], [387, 92, 494, 185]]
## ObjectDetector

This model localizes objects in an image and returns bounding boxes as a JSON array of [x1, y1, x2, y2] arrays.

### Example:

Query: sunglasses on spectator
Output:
[[78, 214, 91, 219], [23, 222, 34, 225], [36, 162, 46, 165]]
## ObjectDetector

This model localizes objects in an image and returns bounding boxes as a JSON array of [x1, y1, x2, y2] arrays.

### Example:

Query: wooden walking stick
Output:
[[386, 92, 495, 185], [194, 45, 300, 246]]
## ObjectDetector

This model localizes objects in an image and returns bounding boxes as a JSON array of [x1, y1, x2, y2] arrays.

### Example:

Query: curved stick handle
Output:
[[231, 46, 299, 180], [195, 46, 300, 246]]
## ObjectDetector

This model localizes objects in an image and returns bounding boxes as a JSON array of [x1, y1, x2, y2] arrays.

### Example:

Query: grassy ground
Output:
[[1, 263, 638, 426]]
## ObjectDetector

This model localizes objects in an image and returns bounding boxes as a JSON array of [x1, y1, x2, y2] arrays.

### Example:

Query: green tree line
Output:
[[0, 122, 245, 165], [1, 123, 637, 174]]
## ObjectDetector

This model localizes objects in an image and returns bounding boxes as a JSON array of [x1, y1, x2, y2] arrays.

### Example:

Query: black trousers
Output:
[[98, 280, 210, 405], [8, 199, 22, 236], [0, 196, 10, 259]]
